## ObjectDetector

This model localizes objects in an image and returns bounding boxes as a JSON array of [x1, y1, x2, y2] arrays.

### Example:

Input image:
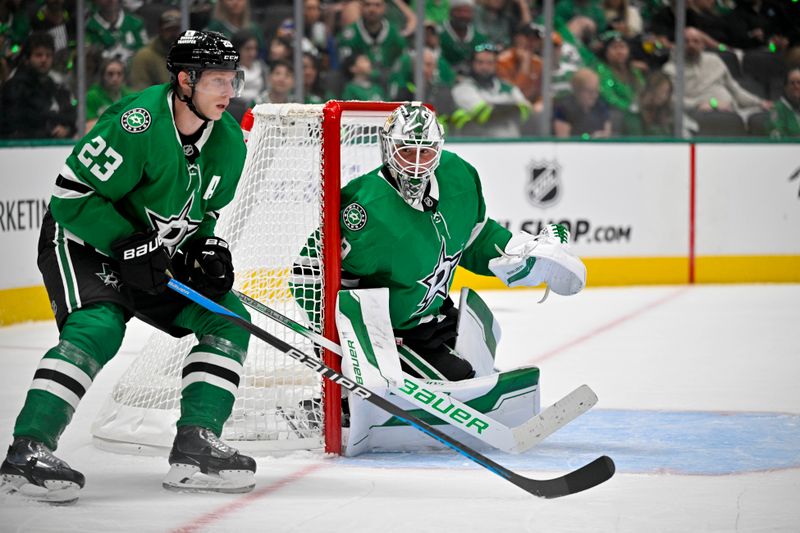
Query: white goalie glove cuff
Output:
[[488, 225, 586, 295]]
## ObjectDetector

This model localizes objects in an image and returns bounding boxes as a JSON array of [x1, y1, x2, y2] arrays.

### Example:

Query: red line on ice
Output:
[[171, 462, 327, 533]]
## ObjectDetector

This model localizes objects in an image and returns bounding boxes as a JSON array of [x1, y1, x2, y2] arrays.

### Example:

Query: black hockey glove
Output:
[[183, 237, 234, 300], [111, 230, 173, 295]]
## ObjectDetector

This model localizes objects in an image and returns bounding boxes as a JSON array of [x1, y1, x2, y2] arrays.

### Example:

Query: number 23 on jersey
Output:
[[77, 136, 124, 182]]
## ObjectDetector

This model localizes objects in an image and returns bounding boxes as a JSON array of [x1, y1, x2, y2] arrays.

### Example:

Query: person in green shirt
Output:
[[439, 0, 489, 75], [337, 0, 407, 90], [555, 0, 606, 30], [0, 30, 256, 504], [86, 0, 148, 64], [342, 52, 387, 101], [593, 31, 645, 127], [86, 57, 134, 130], [770, 67, 800, 138]]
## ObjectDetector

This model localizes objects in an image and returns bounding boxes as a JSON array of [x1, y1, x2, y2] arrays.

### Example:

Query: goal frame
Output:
[[298, 101, 407, 454]]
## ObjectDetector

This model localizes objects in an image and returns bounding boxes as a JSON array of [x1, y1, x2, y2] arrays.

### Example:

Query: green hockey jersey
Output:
[[337, 19, 407, 72], [50, 83, 246, 257], [293, 150, 511, 331]]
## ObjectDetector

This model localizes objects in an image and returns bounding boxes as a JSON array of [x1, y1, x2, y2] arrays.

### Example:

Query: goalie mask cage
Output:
[[92, 101, 405, 455]]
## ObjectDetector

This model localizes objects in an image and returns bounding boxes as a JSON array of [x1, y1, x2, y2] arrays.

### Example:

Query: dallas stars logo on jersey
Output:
[[120, 108, 151, 133], [414, 240, 462, 316], [96, 263, 122, 291], [146, 196, 201, 255]]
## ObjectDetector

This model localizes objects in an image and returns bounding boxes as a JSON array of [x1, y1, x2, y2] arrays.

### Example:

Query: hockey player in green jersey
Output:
[[0, 30, 256, 503], [293, 103, 586, 382]]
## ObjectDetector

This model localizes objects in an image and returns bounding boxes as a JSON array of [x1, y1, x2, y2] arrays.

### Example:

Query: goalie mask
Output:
[[167, 30, 244, 121], [380, 104, 444, 205]]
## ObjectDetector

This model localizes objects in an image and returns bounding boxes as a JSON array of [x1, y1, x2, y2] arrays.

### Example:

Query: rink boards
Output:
[[1, 141, 798, 324]]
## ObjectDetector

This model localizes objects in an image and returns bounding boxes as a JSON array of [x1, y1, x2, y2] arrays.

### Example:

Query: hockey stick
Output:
[[233, 288, 598, 454], [169, 279, 614, 498]]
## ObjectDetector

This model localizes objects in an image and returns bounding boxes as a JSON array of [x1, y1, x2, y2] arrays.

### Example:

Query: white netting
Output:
[[92, 102, 390, 455]]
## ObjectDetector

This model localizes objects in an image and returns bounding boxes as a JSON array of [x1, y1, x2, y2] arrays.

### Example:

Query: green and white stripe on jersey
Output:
[[53, 222, 82, 314]]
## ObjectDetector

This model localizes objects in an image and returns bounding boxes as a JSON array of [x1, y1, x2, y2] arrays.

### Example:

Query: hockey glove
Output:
[[488, 224, 586, 296], [112, 230, 173, 294], [183, 237, 234, 300]]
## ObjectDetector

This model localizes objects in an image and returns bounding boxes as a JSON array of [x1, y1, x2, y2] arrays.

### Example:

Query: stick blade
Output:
[[514, 455, 616, 499], [512, 384, 598, 453]]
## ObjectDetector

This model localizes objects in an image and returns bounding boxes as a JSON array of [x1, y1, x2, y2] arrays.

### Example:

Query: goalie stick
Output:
[[168, 279, 614, 498], [233, 289, 598, 454]]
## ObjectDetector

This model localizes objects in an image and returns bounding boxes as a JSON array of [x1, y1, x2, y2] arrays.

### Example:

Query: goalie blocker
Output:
[[336, 288, 541, 456]]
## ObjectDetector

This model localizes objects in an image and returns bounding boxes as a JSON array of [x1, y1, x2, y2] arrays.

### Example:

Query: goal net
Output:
[[92, 101, 403, 455]]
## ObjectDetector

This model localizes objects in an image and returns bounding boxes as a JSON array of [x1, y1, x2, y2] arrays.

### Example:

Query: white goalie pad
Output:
[[454, 287, 501, 377], [345, 368, 541, 456], [335, 288, 540, 456], [336, 288, 404, 389]]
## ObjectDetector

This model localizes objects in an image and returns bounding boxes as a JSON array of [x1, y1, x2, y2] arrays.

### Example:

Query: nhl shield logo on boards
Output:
[[121, 108, 152, 134], [525, 160, 561, 208]]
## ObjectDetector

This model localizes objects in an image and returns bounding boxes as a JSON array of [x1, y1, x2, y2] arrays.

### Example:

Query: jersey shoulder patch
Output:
[[110, 84, 169, 136], [342, 202, 367, 231], [120, 107, 152, 133]]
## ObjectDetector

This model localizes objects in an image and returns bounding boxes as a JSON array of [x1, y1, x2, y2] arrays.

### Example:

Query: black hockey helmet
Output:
[[167, 30, 240, 80], [167, 30, 244, 121]]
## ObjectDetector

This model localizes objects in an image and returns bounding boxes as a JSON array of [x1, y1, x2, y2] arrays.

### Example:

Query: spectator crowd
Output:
[[1, 0, 799, 139]]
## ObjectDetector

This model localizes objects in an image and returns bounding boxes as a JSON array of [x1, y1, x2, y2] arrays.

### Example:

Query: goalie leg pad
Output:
[[454, 288, 501, 377], [336, 289, 405, 387], [344, 366, 541, 456]]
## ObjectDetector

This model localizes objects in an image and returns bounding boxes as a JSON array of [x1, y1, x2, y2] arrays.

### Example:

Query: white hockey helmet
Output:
[[380, 103, 444, 205]]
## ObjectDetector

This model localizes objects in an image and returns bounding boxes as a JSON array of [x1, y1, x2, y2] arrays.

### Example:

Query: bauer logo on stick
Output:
[[121, 108, 152, 134], [342, 203, 367, 231]]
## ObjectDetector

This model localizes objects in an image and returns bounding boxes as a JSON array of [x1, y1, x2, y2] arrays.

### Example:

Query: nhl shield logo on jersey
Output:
[[342, 203, 367, 231], [526, 160, 561, 208], [121, 108, 152, 134]]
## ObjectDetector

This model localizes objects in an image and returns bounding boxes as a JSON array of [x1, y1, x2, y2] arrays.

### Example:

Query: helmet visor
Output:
[[193, 69, 245, 98]]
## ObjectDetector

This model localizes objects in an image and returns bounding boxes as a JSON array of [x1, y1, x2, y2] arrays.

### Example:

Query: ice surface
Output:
[[1, 285, 798, 532]]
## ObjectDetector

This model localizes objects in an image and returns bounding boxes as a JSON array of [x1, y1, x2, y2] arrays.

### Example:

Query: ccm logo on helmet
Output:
[[122, 239, 162, 260]]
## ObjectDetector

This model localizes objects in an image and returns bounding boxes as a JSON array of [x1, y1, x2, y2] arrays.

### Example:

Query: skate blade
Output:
[[1, 474, 80, 504], [162, 464, 255, 494]]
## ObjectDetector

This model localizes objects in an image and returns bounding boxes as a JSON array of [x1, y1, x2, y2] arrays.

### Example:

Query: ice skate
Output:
[[0, 437, 85, 504], [162, 426, 256, 494]]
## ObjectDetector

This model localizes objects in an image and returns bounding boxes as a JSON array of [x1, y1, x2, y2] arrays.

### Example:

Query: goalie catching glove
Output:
[[183, 237, 234, 300], [112, 230, 173, 294], [489, 224, 586, 296]]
